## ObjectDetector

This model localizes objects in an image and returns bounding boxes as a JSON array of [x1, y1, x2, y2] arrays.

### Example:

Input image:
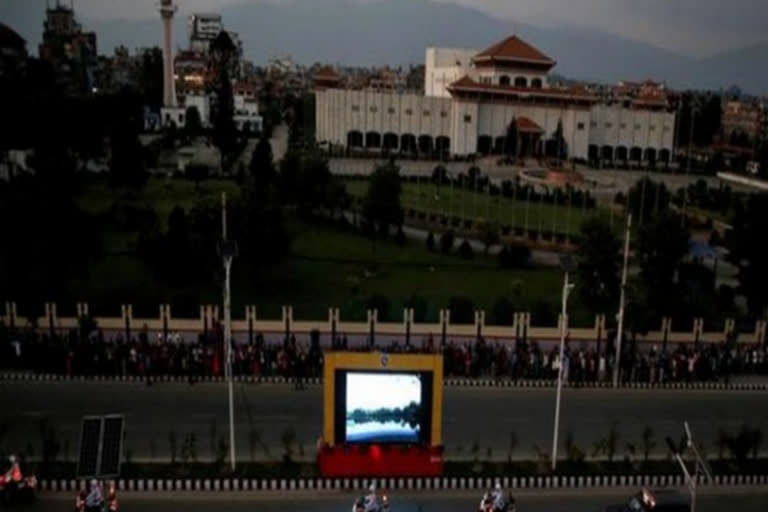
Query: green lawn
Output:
[[76, 176, 241, 229], [344, 179, 612, 236], [243, 220, 592, 325], [59, 175, 594, 326]]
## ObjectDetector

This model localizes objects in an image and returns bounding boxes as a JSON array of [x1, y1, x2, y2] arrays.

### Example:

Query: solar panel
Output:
[[99, 415, 125, 477], [77, 417, 103, 478], [77, 414, 126, 478]]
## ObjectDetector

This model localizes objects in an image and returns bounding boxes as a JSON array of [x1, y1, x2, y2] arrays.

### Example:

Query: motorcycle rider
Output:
[[85, 479, 103, 512], [363, 483, 379, 512], [75, 487, 87, 512], [4, 455, 22, 484], [107, 481, 118, 512], [491, 482, 506, 512], [2, 455, 22, 497]]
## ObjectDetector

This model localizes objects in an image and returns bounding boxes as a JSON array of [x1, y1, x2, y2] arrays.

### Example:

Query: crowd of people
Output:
[[1, 321, 767, 385]]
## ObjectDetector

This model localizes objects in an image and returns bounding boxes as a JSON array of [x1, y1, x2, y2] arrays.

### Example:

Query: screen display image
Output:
[[345, 372, 423, 443]]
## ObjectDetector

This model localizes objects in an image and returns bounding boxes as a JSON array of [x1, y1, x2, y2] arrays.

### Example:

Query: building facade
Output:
[[722, 100, 762, 142], [38, 2, 97, 94], [315, 35, 676, 163]]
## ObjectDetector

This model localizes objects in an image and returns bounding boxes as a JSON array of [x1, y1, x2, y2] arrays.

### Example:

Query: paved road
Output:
[[24, 488, 768, 512], [2, 382, 766, 462]]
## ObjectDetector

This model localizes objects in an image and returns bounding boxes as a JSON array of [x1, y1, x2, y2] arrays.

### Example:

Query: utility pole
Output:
[[221, 192, 236, 471], [552, 256, 575, 471], [613, 214, 632, 388]]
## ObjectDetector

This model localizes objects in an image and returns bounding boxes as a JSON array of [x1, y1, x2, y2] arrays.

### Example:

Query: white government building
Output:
[[314, 35, 676, 163]]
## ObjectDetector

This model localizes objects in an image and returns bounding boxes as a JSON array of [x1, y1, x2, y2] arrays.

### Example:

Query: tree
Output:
[[458, 240, 473, 259], [627, 178, 670, 223], [137, 47, 164, 109], [448, 296, 475, 324], [426, 231, 436, 251], [185, 163, 209, 191], [366, 295, 392, 322], [636, 211, 689, 318], [363, 160, 403, 236], [679, 92, 723, 148], [467, 166, 481, 187], [209, 32, 238, 172], [432, 165, 447, 194], [0, 175, 103, 304], [250, 137, 275, 186], [504, 118, 518, 159], [577, 217, 621, 314], [545, 119, 567, 161], [109, 118, 147, 188], [405, 295, 428, 323], [727, 193, 768, 317], [439, 230, 455, 254], [498, 244, 531, 268], [478, 221, 500, 254], [184, 106, 202, 139], [491, 296, 515, 326]]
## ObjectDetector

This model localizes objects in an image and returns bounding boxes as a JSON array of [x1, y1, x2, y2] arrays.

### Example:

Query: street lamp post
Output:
[[552, 255, 576, 471], [221, 193, 237, 472], [666, 422, 713, 512], [613, 214, 632, 388]]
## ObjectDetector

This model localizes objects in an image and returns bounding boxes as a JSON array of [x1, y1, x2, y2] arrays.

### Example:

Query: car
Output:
[[606, 488, 689, 512]]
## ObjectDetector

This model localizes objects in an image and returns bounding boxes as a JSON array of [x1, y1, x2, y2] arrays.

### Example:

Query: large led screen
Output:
[[345, 372, 423, 443]]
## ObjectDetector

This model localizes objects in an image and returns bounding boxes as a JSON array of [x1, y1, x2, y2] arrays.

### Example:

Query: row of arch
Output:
[[347, 130, 450, 154], [498, 75, 543, 88], [588, 145, 671, 163]]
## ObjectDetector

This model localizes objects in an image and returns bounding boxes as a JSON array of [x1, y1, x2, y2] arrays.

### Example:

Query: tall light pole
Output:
[[552, 255, 576, 471], [613, 214, 632, 388], [158, 0, 178, 108], [221, 193, 237, 471]]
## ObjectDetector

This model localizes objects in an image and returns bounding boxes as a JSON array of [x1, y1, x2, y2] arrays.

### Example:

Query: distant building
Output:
[[722, 100, 761, 142], [368, 68, 406, 92], [424, 47, 477, 98], [315, 34, 676, 162], [188, 13, 223, 53], [38, 1, 97, 94], [157, 9, 257, 134], [0, 22, 28, 78], [268, 56, 301, 75], [174, 50, 208, 91]]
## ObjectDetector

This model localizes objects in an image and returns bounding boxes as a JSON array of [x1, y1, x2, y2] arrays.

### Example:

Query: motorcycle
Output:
[[478, 492, 516, 512], [0, 470, 37, 505], [352, 493, 390, 512], [74, 483, 118, 512]]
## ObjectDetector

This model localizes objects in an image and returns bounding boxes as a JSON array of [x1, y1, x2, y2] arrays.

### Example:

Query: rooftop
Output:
[[447, 75, 595, 102], [473, 34, 556, 68], [0, 23, 26, 50]]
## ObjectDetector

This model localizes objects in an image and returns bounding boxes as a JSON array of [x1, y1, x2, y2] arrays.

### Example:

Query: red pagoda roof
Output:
[[516, 116, 544, 133], [473, 35, 555, 69]]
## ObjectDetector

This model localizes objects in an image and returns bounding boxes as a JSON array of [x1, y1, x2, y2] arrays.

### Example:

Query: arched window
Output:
[[499, 75, 511, 86], [531, 78, 543, 89], [514, 76, 528, 88]]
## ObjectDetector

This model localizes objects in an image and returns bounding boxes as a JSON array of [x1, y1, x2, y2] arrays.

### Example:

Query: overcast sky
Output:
[[3, 0, 767, 57]]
